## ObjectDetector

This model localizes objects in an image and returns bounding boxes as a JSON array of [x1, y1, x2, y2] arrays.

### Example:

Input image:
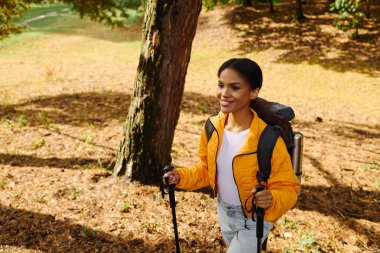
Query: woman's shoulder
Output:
[[250, 109, 267, 132], [206, 110, 226, 123]]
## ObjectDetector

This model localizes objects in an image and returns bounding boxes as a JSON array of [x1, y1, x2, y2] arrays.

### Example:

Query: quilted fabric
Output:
[[176, 109, 300, 222]]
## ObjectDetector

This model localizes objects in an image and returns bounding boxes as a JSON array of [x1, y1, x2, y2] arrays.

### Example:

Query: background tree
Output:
[[330, 0, 364, 38], [0, 0, 28, 40], [60, 0, 147, 27], [269, 0, 275, 13], [242, 0, 253, 6], [113, 0, 202, 184], [0, 0, 146, 40], [295, 0, 306, 21], [364, 0, 371, 18]]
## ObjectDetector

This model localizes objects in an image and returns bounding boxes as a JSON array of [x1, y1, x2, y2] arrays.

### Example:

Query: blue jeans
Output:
[[217, 197, 272, 253]]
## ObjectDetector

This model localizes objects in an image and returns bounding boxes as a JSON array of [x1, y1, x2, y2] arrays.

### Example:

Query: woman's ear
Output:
[[249, 88, 260, 100]]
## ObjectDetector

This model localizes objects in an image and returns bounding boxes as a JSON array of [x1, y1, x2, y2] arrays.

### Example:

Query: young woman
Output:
[[163, 58, 300, 252]]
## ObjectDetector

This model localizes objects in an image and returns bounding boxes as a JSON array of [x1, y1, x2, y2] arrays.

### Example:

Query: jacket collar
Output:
[[210, 108, 261, 154]]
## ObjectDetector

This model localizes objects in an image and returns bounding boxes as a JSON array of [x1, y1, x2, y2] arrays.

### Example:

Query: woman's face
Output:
[[216, 68, 259, 114]]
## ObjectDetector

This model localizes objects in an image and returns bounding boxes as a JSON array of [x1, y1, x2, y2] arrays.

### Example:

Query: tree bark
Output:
[[295, 0, 306, 22], [242, 0, 252, 6], [269, 0, 275, 13], [113, 0, 202, 184], [365, 0, 371, 18]]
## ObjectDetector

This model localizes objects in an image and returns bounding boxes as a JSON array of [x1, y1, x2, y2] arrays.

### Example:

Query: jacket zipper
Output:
[[208, 120, 220, 198], [213, 127, 220, 198], [231, 152, 258, 218]]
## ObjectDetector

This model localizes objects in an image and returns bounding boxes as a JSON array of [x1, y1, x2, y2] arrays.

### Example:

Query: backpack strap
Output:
[[206, 115, 281, 184], [257, 125, 281, 183], [205, 117, 215, 142]]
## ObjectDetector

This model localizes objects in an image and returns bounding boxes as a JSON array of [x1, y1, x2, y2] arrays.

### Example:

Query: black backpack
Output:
[[205, 97, 302, 187]]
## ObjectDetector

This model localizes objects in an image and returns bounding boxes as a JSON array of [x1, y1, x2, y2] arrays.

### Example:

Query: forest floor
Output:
[[0, 1, 379, 253]]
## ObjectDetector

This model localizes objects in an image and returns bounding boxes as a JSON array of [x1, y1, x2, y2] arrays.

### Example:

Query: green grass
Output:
[[0, 3, 141, 51], [120, 203, 130, 213], [0, 4, 76, 47], [15, 3, 142, 33], [17, 3, 72, 22]]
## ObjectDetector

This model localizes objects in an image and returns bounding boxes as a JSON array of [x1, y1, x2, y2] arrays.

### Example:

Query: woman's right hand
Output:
[[162, 170, 180, 185]]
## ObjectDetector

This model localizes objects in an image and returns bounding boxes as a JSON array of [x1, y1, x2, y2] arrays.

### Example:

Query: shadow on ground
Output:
[[0, 153, 114, 170], [222, 1, 380, 76], [298, 184, 380, 249], [0, 204, 215, 253], [181, 92, 219, 116], [300, 183, 379, 224], [0, 91, 219, 128], [0, 91, 130, 127]]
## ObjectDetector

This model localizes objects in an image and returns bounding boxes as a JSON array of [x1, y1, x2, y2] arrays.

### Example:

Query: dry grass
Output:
[[0, 2, 379, 253]]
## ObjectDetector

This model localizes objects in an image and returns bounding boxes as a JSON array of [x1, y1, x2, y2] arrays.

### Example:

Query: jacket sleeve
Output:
[[265, 136, 301, 222], [175, 128, 210, 191]]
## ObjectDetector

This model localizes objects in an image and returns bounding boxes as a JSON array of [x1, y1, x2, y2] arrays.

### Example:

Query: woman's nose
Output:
[[221, 87, 230, 97]]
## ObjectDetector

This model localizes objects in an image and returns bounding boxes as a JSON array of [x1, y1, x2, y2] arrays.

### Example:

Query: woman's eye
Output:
[[217, 83, 223, 88], [232, 86, 240, 91]]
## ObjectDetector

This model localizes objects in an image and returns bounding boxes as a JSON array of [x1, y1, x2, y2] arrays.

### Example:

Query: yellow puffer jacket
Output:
[[176, 109, 300, 223]]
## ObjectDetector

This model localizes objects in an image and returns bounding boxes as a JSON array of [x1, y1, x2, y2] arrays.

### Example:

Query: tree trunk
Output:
[[113, 0, 202, 184], [295, 0, 306, 22], [242, 0, 252, 6], [269, 0, 275, 13], [325, 0, 335, 12], [365, 0, 371, 18]]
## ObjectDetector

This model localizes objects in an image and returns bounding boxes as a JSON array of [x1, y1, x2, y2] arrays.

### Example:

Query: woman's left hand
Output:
[[251, 188, 273, 210]]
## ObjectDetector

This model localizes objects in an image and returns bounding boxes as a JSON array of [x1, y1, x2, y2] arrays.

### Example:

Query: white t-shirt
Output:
[[217, 128, 250, 205]]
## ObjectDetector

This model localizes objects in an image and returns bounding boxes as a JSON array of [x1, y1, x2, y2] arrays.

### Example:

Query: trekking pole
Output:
[[160, 165, 180, 253], [253, 184, 265, 253]]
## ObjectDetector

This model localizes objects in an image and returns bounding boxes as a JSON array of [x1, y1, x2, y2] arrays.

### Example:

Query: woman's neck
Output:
[[225, 108, 253, 132]]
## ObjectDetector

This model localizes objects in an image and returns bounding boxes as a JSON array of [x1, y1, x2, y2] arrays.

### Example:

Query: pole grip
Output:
[[161, 165, 174, 198], [256, 184, 265, 192], [252, 184, 265, 221], [163, 165, 175, 174], [163, 166, 176, 209], [255, 184, 265, 238]]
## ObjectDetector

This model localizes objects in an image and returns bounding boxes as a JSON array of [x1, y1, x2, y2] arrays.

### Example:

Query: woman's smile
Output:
[[220, 99, 233, 107]]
